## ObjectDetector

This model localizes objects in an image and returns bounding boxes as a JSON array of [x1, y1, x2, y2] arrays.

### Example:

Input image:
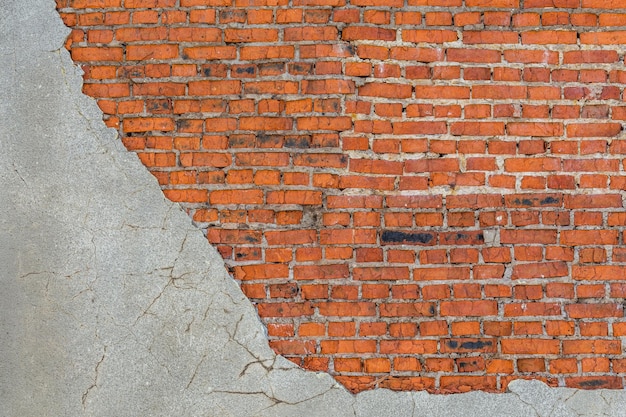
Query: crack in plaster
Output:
[[82, 346, 107, 408], [508, 390, 542, 417]]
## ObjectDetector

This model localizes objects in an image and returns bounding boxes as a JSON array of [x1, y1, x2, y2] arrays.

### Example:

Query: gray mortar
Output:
[[1, 1, 626, 416]]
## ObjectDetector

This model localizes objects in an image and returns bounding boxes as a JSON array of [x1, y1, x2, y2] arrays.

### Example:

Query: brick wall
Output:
[[57, 0, 626, 393]]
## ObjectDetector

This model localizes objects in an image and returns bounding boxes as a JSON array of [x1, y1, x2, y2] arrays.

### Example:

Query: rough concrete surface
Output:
[[2, 1, 626, 415]]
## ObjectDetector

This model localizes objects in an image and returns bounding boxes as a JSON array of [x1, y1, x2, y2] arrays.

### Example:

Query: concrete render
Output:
[[1, 1, 626, 415]]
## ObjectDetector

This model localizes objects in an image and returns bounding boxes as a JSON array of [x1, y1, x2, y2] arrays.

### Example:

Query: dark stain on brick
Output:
[[445, 339, 493, 350], [236, 248, 261, 259], [177, 119, 191, 130], [440, 232, 484, 245], [284, 136, 311, 148], [229, 135, 252, 147], [256, 134, 283, 148], [381, 230, 434, 245], [323, 100, 341, 112], [259, 62, 285, 73], [507, 195, 562, 208], [235, 66, 255, 74], [577, 379, 608, 388], [200, 65, 227, 78], [220, 10, 246, 21], [149, 100, 171, 112], [540, 196, 560, 205], [459, 340, 492, 350], [119, 66, 144, 78], [244, 234, 261, 244], [458, 359, 477, 369], [289, 63, 313, 74]]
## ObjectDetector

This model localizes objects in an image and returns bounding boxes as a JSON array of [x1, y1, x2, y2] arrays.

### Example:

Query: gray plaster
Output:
[[2, 1, 626, 415]]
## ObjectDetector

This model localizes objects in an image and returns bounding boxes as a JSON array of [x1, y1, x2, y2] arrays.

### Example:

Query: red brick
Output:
[[403, 29, 457, 43], [380, 303, 436, 317], [563, 339, 621, 354], [574, 266, 626, 281], [441, 301, 497, 316], [504, 49, 559, 64], [380, 340, 437, 354], [567, 123, 622, 138], [359, 83, 412, 99], [525, 0, 578, 6], [342, 26, 396, 41], [502, 339, 560, 354], [466, 0, 517, 6], [566, 377, 622, 390], [464, 31, 518, 44], [561, 230, 618, 246], [522, 30, 577, 44], [448, 49, 501, 64], [512, 262, 568, 279], [317, 302, 376, 317], [501, 229, 557, 244], [473, 85, 526, 99], [507, 122, 563, 137], [63, 0, 626, 393], [440, 376, 497, 393], [580, 31, 626, 45]]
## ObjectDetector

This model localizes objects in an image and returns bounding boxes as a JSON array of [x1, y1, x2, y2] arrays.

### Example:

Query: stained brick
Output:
[[62, 0, 626, 394]]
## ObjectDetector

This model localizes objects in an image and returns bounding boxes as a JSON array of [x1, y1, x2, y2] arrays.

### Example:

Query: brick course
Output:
[[58, 0, 626, 393]]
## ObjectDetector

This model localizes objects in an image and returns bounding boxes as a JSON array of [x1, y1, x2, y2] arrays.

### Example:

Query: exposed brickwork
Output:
[[57, 0, 626, 393]]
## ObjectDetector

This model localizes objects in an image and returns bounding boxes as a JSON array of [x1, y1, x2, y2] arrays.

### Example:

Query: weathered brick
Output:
[[62, 0, 626, 393]]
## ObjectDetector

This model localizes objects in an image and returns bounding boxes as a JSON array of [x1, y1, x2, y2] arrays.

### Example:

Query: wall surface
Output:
[[53, 0, 626, 394], [4, 0, 626, 415]]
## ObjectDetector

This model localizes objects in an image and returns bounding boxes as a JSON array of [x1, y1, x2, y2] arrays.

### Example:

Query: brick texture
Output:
[[57, 0, 626, 393]]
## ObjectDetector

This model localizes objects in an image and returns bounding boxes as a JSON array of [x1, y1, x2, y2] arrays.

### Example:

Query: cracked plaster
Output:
[[2, 1, 626, 416]]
